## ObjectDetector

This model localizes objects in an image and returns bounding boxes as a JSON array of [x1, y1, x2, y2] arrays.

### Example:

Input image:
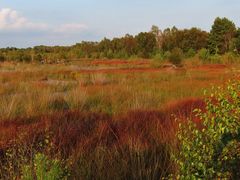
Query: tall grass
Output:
[[0, 98, 203, 179], [0, 62, 233, 119]]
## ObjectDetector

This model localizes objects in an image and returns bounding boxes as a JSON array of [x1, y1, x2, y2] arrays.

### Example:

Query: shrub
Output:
[[153, 52, 164, 61], [185, 48, 196, 58], [163, 51, 171, 59], [169, 48, 183, 66], [22, 153, 69, 180], [198, 48, 210, 61], [175, 81, 240, 179]]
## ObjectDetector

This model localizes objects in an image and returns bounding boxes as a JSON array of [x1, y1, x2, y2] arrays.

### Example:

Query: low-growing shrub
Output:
[[22, 153, 69, 180], [169, 48, 183, 66], [153, 53, 164, 61], [175, 81, 240, 179], [185, 48, 196, 58], [198, 48, 210, 61]]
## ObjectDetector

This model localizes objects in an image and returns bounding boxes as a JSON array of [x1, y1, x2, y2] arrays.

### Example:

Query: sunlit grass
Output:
[[0, 61, 234, 120]]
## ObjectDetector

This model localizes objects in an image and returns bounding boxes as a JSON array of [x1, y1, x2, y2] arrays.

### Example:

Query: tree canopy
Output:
[[0, 17, 240, 63]]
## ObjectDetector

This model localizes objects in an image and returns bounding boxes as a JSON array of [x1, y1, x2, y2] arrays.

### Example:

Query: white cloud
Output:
[[55, 23, 88, 33], [0, 8, 48, 31], [0, 8, 88, 34]]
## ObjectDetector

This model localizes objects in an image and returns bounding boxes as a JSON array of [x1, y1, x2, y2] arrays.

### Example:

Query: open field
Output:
[[0, 59, 239, 178]]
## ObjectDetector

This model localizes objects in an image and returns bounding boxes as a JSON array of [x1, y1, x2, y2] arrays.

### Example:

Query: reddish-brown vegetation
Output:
[[0, 98, 205, 158]]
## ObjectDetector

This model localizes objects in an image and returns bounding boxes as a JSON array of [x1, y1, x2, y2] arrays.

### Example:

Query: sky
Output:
[[0, 0, 240, 48]]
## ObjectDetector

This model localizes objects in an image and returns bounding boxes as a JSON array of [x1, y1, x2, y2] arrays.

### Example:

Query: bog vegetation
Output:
[[0, 17, 240, 179]]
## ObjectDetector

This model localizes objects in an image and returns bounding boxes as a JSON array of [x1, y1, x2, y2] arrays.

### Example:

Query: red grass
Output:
[[0, 98, 205, 157]]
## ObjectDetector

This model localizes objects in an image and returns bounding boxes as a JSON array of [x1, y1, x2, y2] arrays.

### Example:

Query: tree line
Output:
[[0, 17, 240, 63]]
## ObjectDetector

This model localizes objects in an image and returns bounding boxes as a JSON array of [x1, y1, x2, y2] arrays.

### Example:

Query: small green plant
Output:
[[22, 153, 69, 180], [175, 80, 240, 179]]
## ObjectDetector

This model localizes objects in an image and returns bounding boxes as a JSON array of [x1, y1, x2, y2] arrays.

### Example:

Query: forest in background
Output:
[[0, 17, 240, 64]]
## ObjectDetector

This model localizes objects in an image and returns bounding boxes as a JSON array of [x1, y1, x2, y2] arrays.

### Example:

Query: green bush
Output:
[[169, 48, 183, 66], [22, 153, 69, 180], [163, 51, 171, 60], [198, 48, 210, 61], [175, 81, 240, 179], [153, 52, 164, 61], [185, 48, 196, 58]]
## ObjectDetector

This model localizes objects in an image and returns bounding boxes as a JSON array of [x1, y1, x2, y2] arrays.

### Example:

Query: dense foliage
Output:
[[208, 17, 236, 54], [0, 17, 240, 64], [176, 81, 240, 179]]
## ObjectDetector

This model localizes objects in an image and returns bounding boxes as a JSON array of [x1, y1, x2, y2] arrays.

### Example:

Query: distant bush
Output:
[[185, 48, 196, 58], [153, 52, 164, 61], [163, 51, 171, 59], [175, 81, 240, 179], [198, 48, 210, 61], [169, 48, 183, 66]]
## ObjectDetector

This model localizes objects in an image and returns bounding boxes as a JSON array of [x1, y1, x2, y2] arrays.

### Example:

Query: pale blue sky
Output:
[[0, 0, 239, 47]]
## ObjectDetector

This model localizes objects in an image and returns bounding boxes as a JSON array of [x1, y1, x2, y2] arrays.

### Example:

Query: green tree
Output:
[[162, 27, 208, 52], [151, 25, 163, 49], [208, 17, 236, 54], [135, 32, 157, 58], [122, 34, 137, 57]]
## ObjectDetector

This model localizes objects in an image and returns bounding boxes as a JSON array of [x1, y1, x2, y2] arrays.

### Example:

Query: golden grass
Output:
[[0, 60, 236, 120]]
